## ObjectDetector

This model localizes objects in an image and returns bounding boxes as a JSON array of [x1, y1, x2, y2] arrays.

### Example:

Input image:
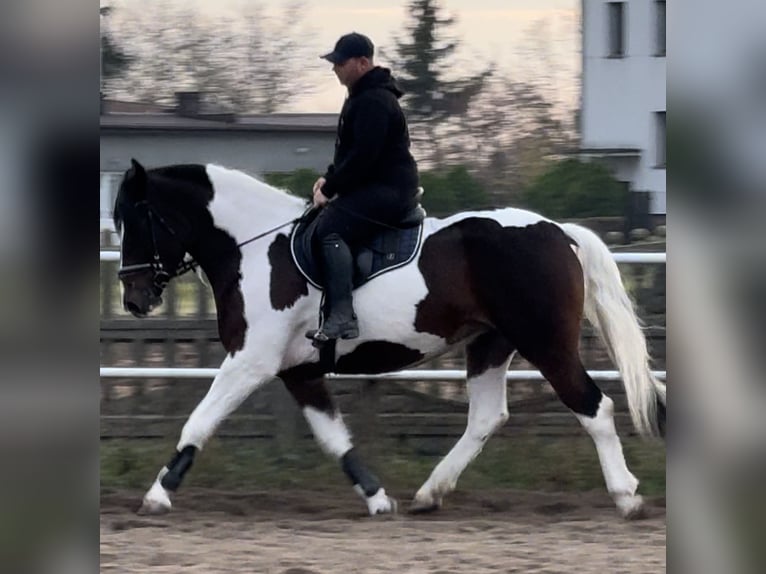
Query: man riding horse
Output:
[[308, 32, 420, 344]]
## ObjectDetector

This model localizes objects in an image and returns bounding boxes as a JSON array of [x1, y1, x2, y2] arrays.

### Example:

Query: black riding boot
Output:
[[306, 234, 359, 343]]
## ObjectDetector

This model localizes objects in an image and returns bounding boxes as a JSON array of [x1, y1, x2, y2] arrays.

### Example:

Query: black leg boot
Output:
[[306, 234, 359, 343]]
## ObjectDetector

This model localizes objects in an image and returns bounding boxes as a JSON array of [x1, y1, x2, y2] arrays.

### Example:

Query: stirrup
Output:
[[304, 328, 327, 349], [305, 321, 359, 345]]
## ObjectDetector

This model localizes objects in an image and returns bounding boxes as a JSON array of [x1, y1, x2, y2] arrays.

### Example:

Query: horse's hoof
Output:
[[137, 500, 170, 515], [366, 488, 397, 516], [137, 482, 172, 515], [409, 493, 442, 514], [615, 494, 645, 520]]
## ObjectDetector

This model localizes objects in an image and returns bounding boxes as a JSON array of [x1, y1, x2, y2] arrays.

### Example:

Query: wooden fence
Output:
[[100, 257, 665, 443]]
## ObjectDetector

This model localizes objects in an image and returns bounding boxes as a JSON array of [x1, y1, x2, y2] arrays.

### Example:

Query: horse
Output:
[[114, 159, 666, 519]]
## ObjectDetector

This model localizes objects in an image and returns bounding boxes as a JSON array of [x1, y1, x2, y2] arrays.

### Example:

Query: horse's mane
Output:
[[149, 164, 198, 178], [137, 163, 306, 210]]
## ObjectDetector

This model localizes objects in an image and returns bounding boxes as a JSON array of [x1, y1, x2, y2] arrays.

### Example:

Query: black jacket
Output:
[[321, 67, 419, 199]]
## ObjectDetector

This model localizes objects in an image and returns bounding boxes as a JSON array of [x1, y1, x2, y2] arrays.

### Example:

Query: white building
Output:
[[580, 0, 666, 215]]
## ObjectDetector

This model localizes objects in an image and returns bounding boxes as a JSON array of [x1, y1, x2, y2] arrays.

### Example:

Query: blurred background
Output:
[[98, 0, 666, 505], [99, 0, 663, 228], [96, 1, 670, 571], [1, 0, 765, 572]]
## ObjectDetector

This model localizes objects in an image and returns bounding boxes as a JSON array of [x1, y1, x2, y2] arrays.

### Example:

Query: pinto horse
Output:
[[114, 160, 666, 519]]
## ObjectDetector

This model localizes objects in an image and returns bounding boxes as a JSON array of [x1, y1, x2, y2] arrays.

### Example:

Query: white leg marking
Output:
[[576, 395, 644, 518], [141, 355, 274, 513], [304, 408, 397, 515], [139, 467, 172, 515], [354, 485, 397, 516], [303, 406, 353, 458], [413, 362, 510, 510]]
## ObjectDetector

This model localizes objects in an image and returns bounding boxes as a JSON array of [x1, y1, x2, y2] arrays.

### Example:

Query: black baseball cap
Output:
[[320, 32, 374, 64]]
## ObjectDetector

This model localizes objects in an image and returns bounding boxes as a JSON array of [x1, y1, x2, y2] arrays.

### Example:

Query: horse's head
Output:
[[114, 159, 190, 317]]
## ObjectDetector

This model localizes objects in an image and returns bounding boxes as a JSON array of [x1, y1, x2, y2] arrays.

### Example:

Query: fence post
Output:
[[197, 279, 209, 317], [271, 378, 301, 452], [353, 379, 381, 458], [101, 262, 114, 318]]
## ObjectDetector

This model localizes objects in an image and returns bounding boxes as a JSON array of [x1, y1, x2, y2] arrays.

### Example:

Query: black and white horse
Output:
[[114, 160, 665, 518]]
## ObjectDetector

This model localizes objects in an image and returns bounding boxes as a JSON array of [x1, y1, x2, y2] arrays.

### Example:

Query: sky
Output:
[[106, 0, 580, 115]]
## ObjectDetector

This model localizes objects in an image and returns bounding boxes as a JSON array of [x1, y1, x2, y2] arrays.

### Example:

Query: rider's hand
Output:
[[312, 177, 329, 207]]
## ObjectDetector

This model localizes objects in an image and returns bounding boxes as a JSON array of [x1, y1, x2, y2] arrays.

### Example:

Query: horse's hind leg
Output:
[[475, 230, 644, 519], [139, 355, 273, 515], [281, 375, 396, 515], [519, 333, 644, 518], [411, 332, 514, 512]]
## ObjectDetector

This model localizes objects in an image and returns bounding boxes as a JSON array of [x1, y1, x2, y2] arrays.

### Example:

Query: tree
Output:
[[414, 13, 577, 209], [102, 3, 226, 107], [215, 2, 315, 113], [454, 78, 576, 205], [419, 165, 489, 215], [520, 159, 627, 218], [392, 0, 492, 166], [104, 1, 315, 113], [100, 5, 132, 92]]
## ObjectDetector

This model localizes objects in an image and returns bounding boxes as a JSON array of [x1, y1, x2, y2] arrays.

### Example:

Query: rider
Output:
[[307, 32, 420, 344]]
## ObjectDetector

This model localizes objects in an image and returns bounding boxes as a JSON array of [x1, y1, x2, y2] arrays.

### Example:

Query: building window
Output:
[[656, 1, 666, 56], [655, 112, 666, 168], [608, 2, 625, 57]]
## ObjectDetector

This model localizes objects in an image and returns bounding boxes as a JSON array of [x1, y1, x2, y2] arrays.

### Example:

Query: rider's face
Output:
[[333, 57, 365, 88]]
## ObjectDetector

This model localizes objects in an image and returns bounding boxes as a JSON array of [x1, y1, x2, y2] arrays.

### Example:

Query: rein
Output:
[[175, 216, 305, 280], [235, 214, 307, 250], [326, 200, 412, 232], [118, 202, 309, 287], [120, 195, 409, 289]]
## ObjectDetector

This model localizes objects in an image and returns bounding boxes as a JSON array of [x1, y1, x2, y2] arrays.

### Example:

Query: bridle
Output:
[[117, 201, 308, 292], [117, 201, 196, 293]]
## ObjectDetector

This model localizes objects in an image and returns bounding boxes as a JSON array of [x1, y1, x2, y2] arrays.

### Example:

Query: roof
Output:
[[100, 104, 338, 134], [101, 99, 170, 114], [578, 147, 642, 158]]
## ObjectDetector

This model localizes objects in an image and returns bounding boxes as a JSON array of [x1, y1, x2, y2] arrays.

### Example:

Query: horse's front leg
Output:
[[139, 354, 274, 514], [281, 375, 397, 516]]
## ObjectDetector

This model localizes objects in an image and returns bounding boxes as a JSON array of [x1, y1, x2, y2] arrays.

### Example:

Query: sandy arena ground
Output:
[[101, 488, 665, 573]]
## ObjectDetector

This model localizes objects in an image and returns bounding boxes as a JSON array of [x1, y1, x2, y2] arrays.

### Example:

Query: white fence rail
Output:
[[101, 250, 665, 381], [100, 251, 666, 264], [100, 367, 666, 381]]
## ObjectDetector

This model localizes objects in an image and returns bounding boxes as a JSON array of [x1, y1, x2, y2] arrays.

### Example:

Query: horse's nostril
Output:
[[126, 301, 141, 315]]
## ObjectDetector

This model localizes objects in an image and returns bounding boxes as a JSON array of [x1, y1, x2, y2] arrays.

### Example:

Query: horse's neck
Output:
[[189, 168, 303, 321], [205, 166, 304, 247]]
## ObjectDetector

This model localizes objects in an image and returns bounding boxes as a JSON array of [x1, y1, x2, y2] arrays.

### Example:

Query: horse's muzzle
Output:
[[123, 288, 162, 318]]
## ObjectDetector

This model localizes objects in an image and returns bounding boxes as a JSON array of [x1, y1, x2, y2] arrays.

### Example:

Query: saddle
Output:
[[290, 195, 426, 290]]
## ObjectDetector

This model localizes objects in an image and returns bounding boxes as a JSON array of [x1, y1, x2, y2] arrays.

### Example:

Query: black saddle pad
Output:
[[290, 206, 425, 289]]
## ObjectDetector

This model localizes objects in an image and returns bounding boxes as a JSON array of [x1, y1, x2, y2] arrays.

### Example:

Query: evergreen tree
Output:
[[392, 0, 492, 166]]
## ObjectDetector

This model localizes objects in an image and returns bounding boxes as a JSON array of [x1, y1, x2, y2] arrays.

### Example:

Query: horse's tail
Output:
[[561, 223, 666, 438]]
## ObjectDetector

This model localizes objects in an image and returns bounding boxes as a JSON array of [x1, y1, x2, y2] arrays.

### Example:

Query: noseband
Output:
[[117, 202, 197, 293]]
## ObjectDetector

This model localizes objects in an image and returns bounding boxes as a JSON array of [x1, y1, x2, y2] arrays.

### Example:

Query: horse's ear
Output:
[[125, 158, 147, 201]]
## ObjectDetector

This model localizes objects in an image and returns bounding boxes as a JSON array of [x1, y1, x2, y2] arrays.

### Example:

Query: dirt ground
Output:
[[100, 488, 665, 573]]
